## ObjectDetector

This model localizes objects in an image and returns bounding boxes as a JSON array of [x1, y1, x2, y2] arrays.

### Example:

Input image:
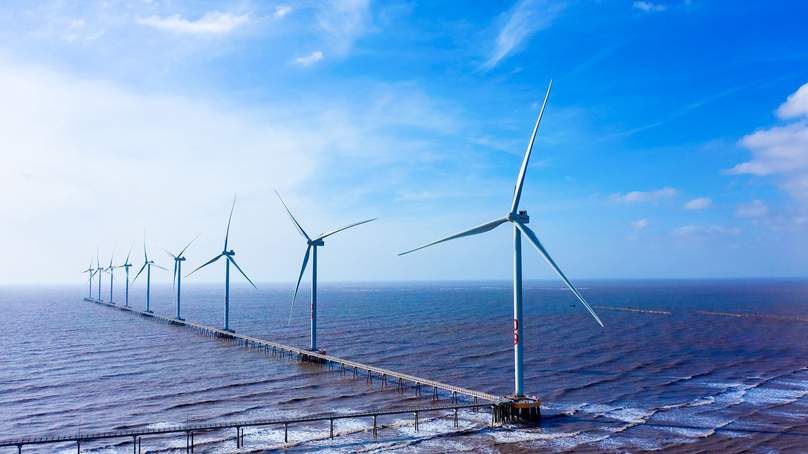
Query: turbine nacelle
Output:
[[506, 211, 530, 223], [307, 239, 325, 247]]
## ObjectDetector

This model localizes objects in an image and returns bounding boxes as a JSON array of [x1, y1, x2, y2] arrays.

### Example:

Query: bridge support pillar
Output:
[[373, 415, 377, 437], [414, 412, 419, 432], [454, 408, 458, 428], [330, 419, 334, 439], [284, 423, 288, 443]]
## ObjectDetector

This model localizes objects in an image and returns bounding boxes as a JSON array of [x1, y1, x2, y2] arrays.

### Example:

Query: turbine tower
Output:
[[95, 249, 103, 301], [159, 234, 200, 321], [132, 231, 166, 313], [122, 239, 136, 307], [104, 247, 117, 304], [275, 191, 376, 352], [399, 80, 603, 400], [187, 196, 255, 332]]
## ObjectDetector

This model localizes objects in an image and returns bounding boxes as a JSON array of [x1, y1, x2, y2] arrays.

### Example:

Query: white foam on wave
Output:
[[742, 387, 808, 406], [605, 407, 654, 424]]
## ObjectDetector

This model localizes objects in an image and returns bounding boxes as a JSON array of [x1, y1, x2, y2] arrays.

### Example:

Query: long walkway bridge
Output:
[[1, 402, 487, 453], [85, 298, 503, 404]]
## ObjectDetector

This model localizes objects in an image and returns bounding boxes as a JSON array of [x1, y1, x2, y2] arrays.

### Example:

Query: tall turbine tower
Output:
[[159, 234, 200, 321], [132, 231, 166, 313], [187, 196, 255, 332], [275, 191, 376, 352], [95, 249, 103, 301], [104, 247, 117, 304], [122, 239, 136, 307], [399, 81, 603, 400]]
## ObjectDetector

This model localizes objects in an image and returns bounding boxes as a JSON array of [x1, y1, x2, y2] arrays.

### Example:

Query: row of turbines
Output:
[[81, 81, 603, 398]]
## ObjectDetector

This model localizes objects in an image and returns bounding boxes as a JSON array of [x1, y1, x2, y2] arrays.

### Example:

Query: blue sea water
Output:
[[1, 279, 807, 453]]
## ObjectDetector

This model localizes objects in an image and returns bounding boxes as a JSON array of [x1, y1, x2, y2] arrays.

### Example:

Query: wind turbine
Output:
[[399, 80, 603, 399], [159, 234, 200, 321], [187, 196, 255, 332], [122, 239, 136, 307], [132, 231, 166, 313], [82, 254, 96, 299], [275, 190, 376, 352]]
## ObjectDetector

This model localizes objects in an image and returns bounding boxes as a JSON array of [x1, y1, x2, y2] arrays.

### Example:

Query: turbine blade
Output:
[[158, 242, 177, 259], [172, 260, 178, 295], [314, 218, 377, 241], [274, 190, 310, 240], [224, 195, 236, 251], [143, 229, 148, 263], [511, 80, 552, 213], [151, 263, 168, 271], [398, 217, 509, 256], [227, 255, 256, 289], [178, 233, 201, 257], [125, 238, 136, 265], [514, 221, 603, 327], [132, 263, 147, 285], [289, 245, 311, 324], [185, 254, 223, 278], [108, 244, 116, 269]]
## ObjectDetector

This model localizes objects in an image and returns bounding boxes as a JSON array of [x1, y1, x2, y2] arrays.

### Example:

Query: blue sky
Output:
[[1, 0, 807, 284]]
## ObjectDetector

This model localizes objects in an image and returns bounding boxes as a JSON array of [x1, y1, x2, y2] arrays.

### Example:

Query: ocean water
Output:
[[1, 280, 807, 453]]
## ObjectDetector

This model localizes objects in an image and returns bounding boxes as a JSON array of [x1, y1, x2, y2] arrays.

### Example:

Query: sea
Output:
[[1, 279, 807, 453]]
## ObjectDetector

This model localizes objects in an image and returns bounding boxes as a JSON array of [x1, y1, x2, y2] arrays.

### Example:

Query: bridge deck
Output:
[[84, 298, 503, 404], [0, 402, 486, 448]]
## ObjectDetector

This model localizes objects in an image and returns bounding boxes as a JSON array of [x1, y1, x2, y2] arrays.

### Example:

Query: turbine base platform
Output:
[[170, 318, 185, 325], [301, 349, 327, 364], [493, 396, 541, 423]]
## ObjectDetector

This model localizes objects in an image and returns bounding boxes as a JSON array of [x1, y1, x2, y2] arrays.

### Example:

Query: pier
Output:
[[82, 297, 505, 405], [0, 402, 486, 453]]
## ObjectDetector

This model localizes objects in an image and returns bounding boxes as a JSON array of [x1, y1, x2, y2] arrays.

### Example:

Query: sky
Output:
[[1, 0, 808, 285]]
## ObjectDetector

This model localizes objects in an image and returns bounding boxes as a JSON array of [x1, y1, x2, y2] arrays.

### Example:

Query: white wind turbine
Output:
[[122, 239, 136, 307], [275, 190, 376, 352], [81, 253, 96, 299], [186, 196, 255, 332], [132, 231, 167, 313], [399, 81, 603, 398], [159, 234, 200, 321]]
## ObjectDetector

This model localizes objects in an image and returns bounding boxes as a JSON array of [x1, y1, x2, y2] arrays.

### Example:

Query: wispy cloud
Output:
[[293, 51, 324, 66], [683, 197, 711, 210], [317, 0, 372, 55], [726, 82, 808, 204], [628, 218, 649, 241], [734, 200, 770, 218], [610, 187, 679, 203], [633, 2, 667, 12], [483, 0, 565, 70], [673, 225, 741, 236], [137, 11, 251, 35], [274, 6, 293, 19]]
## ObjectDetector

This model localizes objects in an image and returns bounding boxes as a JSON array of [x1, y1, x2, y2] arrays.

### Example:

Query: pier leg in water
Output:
[[373, 415, 377, 437], [330, 419, 334, 439], [284, 423, 288, 443]]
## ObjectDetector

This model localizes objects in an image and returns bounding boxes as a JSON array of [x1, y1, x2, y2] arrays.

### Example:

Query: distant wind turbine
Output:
[[82, 254, 96, 299], [132, 231, 167, 313], [275, 190, 376, 352], [122, 239, 136, 307], [159, 234, 200, 321], [399, 80, 603, 398], [186, 196, 255, 332]]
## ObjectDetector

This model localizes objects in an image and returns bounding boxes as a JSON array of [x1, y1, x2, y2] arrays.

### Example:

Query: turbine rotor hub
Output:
[[308, 239, 325, 246]]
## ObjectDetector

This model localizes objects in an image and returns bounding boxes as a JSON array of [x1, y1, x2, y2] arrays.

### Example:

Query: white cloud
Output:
[[633, 1, 667, 12], [294, 51, 324, 66], [734, 200, 770, 218], [483, 0, 565, 70], [628, 218, 649, 241], [137, 11, 251, 35], [726, 82, 808, 204], [610, 187, 679, 203], [683, 197, 711, 210], [777, 82, 808, 119], [673, 225, 741, 236], [274, 6, 293, 19], [317, 0, 372, 55]]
